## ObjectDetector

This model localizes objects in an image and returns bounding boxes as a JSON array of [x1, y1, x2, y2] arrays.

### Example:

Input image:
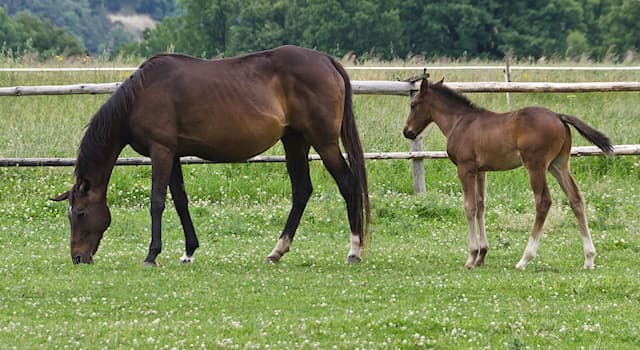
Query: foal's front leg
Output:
[[457, 166, 480, 269]]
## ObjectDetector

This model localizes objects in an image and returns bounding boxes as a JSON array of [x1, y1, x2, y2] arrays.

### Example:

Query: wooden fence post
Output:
[[409, 89, 426, 195], [504, 51, 512, 107]]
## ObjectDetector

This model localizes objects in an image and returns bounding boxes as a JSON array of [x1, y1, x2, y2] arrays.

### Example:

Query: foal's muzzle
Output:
[[403, 127, 417, 140]]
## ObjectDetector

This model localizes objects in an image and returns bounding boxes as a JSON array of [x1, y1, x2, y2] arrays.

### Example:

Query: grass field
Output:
[[1, 58, 639, 348]]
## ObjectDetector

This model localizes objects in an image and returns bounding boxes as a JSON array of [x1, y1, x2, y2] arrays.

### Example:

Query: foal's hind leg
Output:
[[475, 171, 489, 266], [266, 134, 312, 263], [516, 166, 553, 270], [549, 160, 596, 269], [169, 159, 199, 263]]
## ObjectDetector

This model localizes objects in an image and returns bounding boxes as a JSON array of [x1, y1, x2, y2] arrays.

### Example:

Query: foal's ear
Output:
[[436, 77, 445, 85], [51, 191, 70, 202], [419, 77, 428, 93]]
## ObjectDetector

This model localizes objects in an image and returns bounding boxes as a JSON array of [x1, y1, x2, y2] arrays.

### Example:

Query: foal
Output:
[[403, 78, 613, 270]]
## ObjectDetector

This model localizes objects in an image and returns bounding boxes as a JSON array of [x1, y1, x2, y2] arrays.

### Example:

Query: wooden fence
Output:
[[1, 79, 639, 194]]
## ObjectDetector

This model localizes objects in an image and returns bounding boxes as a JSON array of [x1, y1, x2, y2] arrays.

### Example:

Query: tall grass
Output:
[[0, 60, 639, 348]]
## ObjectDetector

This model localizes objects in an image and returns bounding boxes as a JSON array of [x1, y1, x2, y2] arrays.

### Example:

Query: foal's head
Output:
[[403, 78, 443, 140], [52, 179, 111, 264]]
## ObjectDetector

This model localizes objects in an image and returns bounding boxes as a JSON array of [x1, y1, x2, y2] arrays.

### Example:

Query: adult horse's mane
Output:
[[75, 54, 178, 180], [430, 82, 485, 113]]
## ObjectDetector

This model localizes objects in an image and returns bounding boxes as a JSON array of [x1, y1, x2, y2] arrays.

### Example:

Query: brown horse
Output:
[[53, 45, 371, 266], [403, 78, 613, 270]]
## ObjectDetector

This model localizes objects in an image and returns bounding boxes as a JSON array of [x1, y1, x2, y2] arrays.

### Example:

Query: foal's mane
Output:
[[430, 82, 485, 113]]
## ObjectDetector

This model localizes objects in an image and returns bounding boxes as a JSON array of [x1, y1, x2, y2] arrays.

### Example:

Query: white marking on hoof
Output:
[[267, 237, 291, 263], [346, 234, 361, 263], [180, 254, 194, 263], [143, 261, 157, 268]]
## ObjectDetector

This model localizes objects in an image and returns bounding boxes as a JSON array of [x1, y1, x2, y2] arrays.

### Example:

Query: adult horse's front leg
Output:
[[457, 166, 481, 269], [144, 146, 175, 266], [316, 143, 364, 263], [169, 159, 199, 263], [267, 134, 312, 263]]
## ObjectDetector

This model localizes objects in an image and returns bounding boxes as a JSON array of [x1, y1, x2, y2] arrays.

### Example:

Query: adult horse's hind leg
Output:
[[549, 159, 596, 269], [267, 133, 312, 263], [315, 143, 363, 263], [169, 159, 199, 263], [516, 165, 553, 270]]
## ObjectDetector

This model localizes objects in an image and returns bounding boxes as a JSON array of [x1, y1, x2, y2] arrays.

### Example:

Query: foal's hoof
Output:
[[265, 255, 281, 264], [346, 255, 362, 264], [143, 260, 157, 268]]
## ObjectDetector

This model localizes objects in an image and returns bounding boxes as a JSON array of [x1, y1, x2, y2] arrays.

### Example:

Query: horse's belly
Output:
[[177, 130, 281, 162], [477, 149, 522, 171]]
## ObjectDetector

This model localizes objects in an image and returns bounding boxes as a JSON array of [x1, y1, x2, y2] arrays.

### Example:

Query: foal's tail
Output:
[[559, 114, 614, 155], [329, 58, 371, 249]]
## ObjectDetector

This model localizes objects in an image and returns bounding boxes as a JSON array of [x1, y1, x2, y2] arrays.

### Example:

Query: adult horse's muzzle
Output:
[[72, 255, 94, 264], [403, 127, 417, 140]]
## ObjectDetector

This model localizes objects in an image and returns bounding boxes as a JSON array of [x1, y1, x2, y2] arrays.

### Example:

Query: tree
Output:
[[0, 7, 83, 58], [599, 0, 640, 59]]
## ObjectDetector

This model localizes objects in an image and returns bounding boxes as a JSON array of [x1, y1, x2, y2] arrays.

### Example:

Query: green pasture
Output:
[[0, 62, 639, 348]]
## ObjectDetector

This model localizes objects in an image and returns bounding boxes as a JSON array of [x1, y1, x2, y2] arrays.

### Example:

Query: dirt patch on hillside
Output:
[[108, 13, 156, 40]]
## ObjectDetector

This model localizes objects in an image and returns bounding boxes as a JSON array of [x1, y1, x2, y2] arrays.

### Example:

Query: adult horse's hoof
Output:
[[143, 260, 157, 267], [346, 255, 362, 264], [180, 254, 194, 263]]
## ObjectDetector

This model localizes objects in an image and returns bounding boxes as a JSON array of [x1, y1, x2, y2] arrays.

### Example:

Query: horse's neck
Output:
[[76, 136, 125, 190], [431, 107, 463, 138]]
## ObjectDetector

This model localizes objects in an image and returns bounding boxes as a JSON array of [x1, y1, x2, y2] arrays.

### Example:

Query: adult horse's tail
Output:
[[330, 58, 371, 249], [559, 114, 614, 154]]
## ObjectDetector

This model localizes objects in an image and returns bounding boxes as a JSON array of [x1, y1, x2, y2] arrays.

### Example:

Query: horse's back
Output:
[[126, 46, 346, 161]]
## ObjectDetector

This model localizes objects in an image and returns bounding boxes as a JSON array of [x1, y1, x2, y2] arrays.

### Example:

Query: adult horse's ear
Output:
[[79, 179, 91, 193], [51, 191, 69, 202], [436, 77, 445, 85]]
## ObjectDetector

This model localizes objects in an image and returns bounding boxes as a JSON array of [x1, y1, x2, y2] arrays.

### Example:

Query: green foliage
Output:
[[4, 0, 640, 60], [127, 0, 640, 61], [0, 8, 82, 59]]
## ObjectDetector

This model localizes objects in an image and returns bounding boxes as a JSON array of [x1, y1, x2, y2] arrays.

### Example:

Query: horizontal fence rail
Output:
[[1, 145, 638, 167], [1, 77, 638, 192], [2, 66, 640, 72], [2, 81, 640, 97]]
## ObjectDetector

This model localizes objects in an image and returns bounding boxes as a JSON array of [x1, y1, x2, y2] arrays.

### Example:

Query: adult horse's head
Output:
[[403, 77, 444, 140], [52, 179, 111, 264]]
